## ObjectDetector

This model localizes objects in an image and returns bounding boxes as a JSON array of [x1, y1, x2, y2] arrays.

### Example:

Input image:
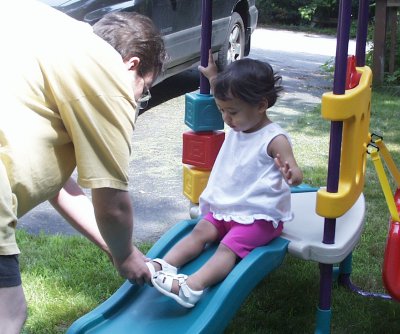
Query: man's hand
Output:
[[113, 246, 151, 286]]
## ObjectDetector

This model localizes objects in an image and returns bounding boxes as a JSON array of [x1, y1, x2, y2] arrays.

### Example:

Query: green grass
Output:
[[18, 232, 124, 334], [18, 87, 400, 333]]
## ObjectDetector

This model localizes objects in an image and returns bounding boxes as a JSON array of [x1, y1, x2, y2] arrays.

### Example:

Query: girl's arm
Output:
[[198, 49, 218, 91], [268, 135, 303, 186]]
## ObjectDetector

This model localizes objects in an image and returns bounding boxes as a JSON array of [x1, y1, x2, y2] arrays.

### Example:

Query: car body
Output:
[[40, 0, 258, 84]]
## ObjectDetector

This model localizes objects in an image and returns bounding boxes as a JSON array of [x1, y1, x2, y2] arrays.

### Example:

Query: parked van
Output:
[[41, 0, 258, 83]]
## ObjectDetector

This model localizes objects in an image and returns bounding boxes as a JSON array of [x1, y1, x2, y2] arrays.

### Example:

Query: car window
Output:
[[146, 0, 175, 35], [173, 0, 201, 31]]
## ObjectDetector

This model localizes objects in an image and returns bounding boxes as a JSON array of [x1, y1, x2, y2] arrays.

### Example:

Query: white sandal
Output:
[[152, 258, 177, 275], [146, 259, 177, 277], [152, 271, 203, 308], [146, 259, 177, 287]]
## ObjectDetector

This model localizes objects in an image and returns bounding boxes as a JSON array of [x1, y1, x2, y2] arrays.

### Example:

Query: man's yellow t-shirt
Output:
[[0, 0, 137, 254]]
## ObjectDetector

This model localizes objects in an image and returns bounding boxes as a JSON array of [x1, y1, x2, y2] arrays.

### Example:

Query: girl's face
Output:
[[215, 97, 269, 133]]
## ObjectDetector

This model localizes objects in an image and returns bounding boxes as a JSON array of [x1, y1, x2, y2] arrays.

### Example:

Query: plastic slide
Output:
[[67, 219, 289, 334]]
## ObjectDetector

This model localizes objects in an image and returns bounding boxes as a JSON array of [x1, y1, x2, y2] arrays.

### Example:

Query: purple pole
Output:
[[319, 263, 334, 309], [355, 0, 369, 66], [337, 3, 391, 302], [332, 0, 352, 96], [200, 0, 212, 94], [323, 0, 352, 245], [319, 0, 352, 314]]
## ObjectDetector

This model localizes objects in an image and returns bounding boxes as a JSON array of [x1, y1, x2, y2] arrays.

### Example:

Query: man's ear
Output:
[[124, 56, 140, 71]]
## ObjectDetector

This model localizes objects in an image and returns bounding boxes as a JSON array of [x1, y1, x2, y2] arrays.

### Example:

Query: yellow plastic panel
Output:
[[183, 165, 210, 204], [316, 67, 372, 218]]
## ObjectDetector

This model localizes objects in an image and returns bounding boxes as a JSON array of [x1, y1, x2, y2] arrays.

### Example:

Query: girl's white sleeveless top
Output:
[[199, 123, 293, 228]]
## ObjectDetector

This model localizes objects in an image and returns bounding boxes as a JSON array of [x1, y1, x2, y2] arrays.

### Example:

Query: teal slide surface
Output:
[[67, 219, 289, 334]]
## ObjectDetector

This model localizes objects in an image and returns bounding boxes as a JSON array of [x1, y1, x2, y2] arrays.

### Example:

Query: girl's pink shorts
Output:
[[204, 212, 284, 259]]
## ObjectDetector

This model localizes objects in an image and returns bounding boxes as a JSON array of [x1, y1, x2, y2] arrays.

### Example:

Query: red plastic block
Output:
[[182, 131, 225, 169]]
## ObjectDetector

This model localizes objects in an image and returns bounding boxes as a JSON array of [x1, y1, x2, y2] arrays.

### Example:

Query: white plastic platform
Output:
[[282, 190, 366, 264]]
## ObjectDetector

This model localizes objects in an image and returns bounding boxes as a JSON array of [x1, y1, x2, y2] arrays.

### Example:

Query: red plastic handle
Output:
[[345, 55, 361, 90]]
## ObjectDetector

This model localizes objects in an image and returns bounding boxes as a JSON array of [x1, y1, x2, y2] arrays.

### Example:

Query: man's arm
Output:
[[91, 187, 151, 285], [49, 178, 112, 260]]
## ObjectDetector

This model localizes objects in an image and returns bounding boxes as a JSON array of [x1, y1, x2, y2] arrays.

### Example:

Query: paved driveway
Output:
[[19, 28, 355, 243]]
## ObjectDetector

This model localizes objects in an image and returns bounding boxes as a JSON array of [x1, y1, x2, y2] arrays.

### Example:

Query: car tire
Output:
[[217, 12, 245, 70]]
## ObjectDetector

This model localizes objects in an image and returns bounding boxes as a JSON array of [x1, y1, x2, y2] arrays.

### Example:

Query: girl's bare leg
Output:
[[187, 244, 237, 290], [151, 219, 219, 271], [169, 243, 238, 294]]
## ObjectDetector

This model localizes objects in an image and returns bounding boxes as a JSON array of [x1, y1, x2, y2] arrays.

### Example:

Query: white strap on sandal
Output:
[[152, 258, 177, 275], [153, 271, 203, 308]]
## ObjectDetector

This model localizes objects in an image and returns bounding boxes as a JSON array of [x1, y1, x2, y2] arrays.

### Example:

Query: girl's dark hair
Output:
[[93, 12, 166, 78], [213, 58, 283, 108]]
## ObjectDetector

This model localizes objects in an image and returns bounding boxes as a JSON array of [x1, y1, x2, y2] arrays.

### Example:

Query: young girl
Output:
[[146, 52, 303, 308]]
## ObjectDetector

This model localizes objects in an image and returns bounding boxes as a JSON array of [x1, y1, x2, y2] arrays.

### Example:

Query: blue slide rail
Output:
[[67, 219, 289, 333], [67, 185, 317, 333]]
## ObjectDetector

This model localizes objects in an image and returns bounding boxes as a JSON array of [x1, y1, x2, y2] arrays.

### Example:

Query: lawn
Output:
[[19, 86, 400, 333]]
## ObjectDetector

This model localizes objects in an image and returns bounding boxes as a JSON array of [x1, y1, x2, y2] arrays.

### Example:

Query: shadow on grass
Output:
[[17, 231, 124, 334]]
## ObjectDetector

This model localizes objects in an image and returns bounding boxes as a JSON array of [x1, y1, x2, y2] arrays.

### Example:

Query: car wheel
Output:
[[217, 12, 245, 70]]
